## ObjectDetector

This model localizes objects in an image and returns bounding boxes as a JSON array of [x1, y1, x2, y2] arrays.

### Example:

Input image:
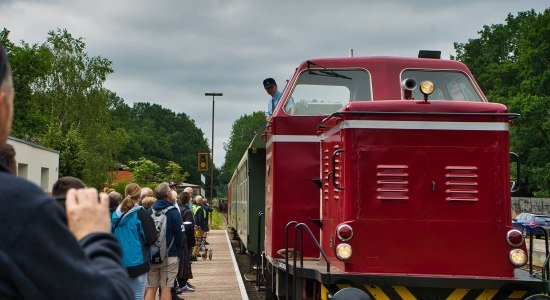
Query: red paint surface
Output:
[[319, 101, 515, 277]]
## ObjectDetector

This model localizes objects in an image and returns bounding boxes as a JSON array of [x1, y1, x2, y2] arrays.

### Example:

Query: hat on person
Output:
[[263, 78, 276, 89]]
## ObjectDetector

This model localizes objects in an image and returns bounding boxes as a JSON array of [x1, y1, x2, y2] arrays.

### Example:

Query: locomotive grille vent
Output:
[[445, 166, 479, 202], [376, 165, 409, 201]]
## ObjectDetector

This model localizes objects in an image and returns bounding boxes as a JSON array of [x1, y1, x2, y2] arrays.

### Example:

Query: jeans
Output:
[[131, 273, 148, 300]]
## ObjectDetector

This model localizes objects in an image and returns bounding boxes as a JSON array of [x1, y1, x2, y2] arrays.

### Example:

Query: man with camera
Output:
[[0, 43, 133, 299]]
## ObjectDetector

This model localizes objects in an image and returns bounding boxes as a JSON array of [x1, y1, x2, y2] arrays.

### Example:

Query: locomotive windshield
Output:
[[285, 69, 371, 116], [401, 70, 482, 102]]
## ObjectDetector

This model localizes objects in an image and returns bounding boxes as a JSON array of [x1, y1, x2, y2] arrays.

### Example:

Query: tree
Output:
[[163, 161, 189, 184], [454, 9, 550, 196], [109, 101, 210, 186], [2, 28, 129, 187], [129, 157, 162, 184], [1, 28, 54, 138], [2, 28, 210, 189], [220, 111, 267, 185], [41, 122, 85, 179]]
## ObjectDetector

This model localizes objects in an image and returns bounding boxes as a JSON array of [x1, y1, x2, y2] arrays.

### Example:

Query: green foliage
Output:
[[110, 101, 210, 186], [209, 207, 224, 230], [163, 161, 190, 184], [110, 181, 130, 195], [129, 157, 162, 185], [3, 28, 210, 190], [2, 28, 130, 187], [41, 122, 85, 178], [220, 111, 267, 185], [454, 9, 550, 196]]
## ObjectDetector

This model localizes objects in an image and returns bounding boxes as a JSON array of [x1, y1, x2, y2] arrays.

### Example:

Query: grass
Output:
[[209, 206, 224, 230]]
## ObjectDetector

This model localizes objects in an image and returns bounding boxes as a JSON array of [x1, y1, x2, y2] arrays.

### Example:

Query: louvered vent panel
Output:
[[376, 165, 409, 200], [445, 166, 479, 202]]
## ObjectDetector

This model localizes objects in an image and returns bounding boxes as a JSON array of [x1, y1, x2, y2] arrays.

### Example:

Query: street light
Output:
[[205, 92, 222, 202]]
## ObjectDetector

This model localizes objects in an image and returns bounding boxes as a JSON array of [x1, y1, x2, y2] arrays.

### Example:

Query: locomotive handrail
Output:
[[326, 111, 521, 119], [529, 226, 550, 280], [526, 226, 549, 278], [256, 211, 265, 291], [292, 223, 330, 300], [320, 111, 521, 126], [285, 221, 300, 298]]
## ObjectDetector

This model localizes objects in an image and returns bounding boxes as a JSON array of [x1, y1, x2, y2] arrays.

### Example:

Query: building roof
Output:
[[8, 136, 60, 154]]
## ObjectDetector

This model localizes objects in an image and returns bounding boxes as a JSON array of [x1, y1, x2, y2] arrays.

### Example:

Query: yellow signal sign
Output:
[[198, 152, 209, 171]]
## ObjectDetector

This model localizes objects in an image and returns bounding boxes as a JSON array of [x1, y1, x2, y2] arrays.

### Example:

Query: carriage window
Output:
[[285, 69, 371, 116], [401, 70, 482, 102]]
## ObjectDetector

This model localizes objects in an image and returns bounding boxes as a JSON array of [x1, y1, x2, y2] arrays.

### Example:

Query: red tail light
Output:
[[506, 229, 524, 247], [336, 224, 353, 242], [529, 221, 537, 226]]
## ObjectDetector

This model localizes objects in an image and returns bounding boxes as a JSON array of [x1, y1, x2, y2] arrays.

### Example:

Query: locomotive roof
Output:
[[298, 56, 470, 72]]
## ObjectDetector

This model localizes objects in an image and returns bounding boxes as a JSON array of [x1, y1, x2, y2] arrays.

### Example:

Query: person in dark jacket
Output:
[[145, 182, 184, 300], [112, 183, 157, 300], [0, 42, 132, 300], [175, 191, 195, 294]]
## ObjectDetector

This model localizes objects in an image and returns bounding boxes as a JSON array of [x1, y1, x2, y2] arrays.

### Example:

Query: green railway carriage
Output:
[[227, 131, 266, 255]]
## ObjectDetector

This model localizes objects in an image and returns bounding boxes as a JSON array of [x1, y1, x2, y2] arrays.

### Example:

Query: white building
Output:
[[7, 136, 60, 193]]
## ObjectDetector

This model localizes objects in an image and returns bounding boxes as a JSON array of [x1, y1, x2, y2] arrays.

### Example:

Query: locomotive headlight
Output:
[[420, 80, 435, 95], [509, 249, 527, 266], [336, 243, 352, 260]]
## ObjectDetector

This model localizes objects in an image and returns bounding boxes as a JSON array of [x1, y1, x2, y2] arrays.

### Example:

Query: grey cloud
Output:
[[0, 0, 547, 165]]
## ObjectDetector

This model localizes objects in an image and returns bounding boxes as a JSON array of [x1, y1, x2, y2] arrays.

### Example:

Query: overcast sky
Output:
[[0, 0, 547, 167]]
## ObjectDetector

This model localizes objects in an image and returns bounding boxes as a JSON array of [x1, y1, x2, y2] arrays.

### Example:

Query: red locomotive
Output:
[[228, 52, 549, 299]]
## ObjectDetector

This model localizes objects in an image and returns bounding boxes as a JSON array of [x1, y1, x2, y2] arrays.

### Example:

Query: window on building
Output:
[[41, 167, 49, 191], [18, 163, 28, 179]]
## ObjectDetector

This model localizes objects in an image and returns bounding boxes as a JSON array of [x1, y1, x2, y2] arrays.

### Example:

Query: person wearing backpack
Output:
[[112, 183, 157, 300], [145, 182, 184, 300]]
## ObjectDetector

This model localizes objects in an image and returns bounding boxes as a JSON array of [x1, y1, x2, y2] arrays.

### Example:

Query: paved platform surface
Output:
[[177, 230, 247, 300]]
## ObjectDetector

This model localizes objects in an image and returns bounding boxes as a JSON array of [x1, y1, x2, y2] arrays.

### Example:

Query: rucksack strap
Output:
[[112, 211, 128, 233], [153, 205, 176, 215]]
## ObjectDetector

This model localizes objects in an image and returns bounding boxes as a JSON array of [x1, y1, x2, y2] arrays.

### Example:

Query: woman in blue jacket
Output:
[[112, 183, 157, 300]]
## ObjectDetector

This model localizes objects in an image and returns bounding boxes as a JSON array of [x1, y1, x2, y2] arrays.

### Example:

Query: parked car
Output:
[[512, 212, 550, 238]]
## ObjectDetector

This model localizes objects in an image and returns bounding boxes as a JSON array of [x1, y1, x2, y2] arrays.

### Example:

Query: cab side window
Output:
[[286, 69, 371, 116]]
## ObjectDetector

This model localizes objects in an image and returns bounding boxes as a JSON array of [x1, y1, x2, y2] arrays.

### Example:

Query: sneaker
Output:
[[186, 282, 195, 289], [204, 241, 209, 245], [176, 284, 195, 293]]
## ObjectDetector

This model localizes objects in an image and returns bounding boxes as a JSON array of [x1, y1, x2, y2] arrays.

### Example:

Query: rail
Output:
[[256, 211, 265, 291], [525, 225, 549, 278], [285, 221, 299, 298], [321, 111, 521, 124], [292, 223, 331, 300]]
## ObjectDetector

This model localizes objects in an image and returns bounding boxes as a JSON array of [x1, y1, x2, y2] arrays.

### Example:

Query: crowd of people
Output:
[[15, 175, 213, 300], [0, 43, 214, 300]]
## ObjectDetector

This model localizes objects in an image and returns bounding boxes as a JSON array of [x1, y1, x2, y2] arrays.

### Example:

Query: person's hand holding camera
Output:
[[66, 188, 111, 241]]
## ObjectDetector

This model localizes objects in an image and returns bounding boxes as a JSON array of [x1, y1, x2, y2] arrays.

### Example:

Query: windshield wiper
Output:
[[307, 60, 352, 80]]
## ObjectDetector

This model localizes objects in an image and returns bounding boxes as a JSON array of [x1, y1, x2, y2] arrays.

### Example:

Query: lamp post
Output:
[[205, 92, 222, 202]]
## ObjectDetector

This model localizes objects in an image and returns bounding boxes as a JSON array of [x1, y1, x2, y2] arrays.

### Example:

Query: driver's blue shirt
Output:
[[266, 91, 295, 117], [266, 90, 282, 117]]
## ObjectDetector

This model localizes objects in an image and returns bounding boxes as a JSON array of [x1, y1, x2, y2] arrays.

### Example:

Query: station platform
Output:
[[176, 230, 248, 300]]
